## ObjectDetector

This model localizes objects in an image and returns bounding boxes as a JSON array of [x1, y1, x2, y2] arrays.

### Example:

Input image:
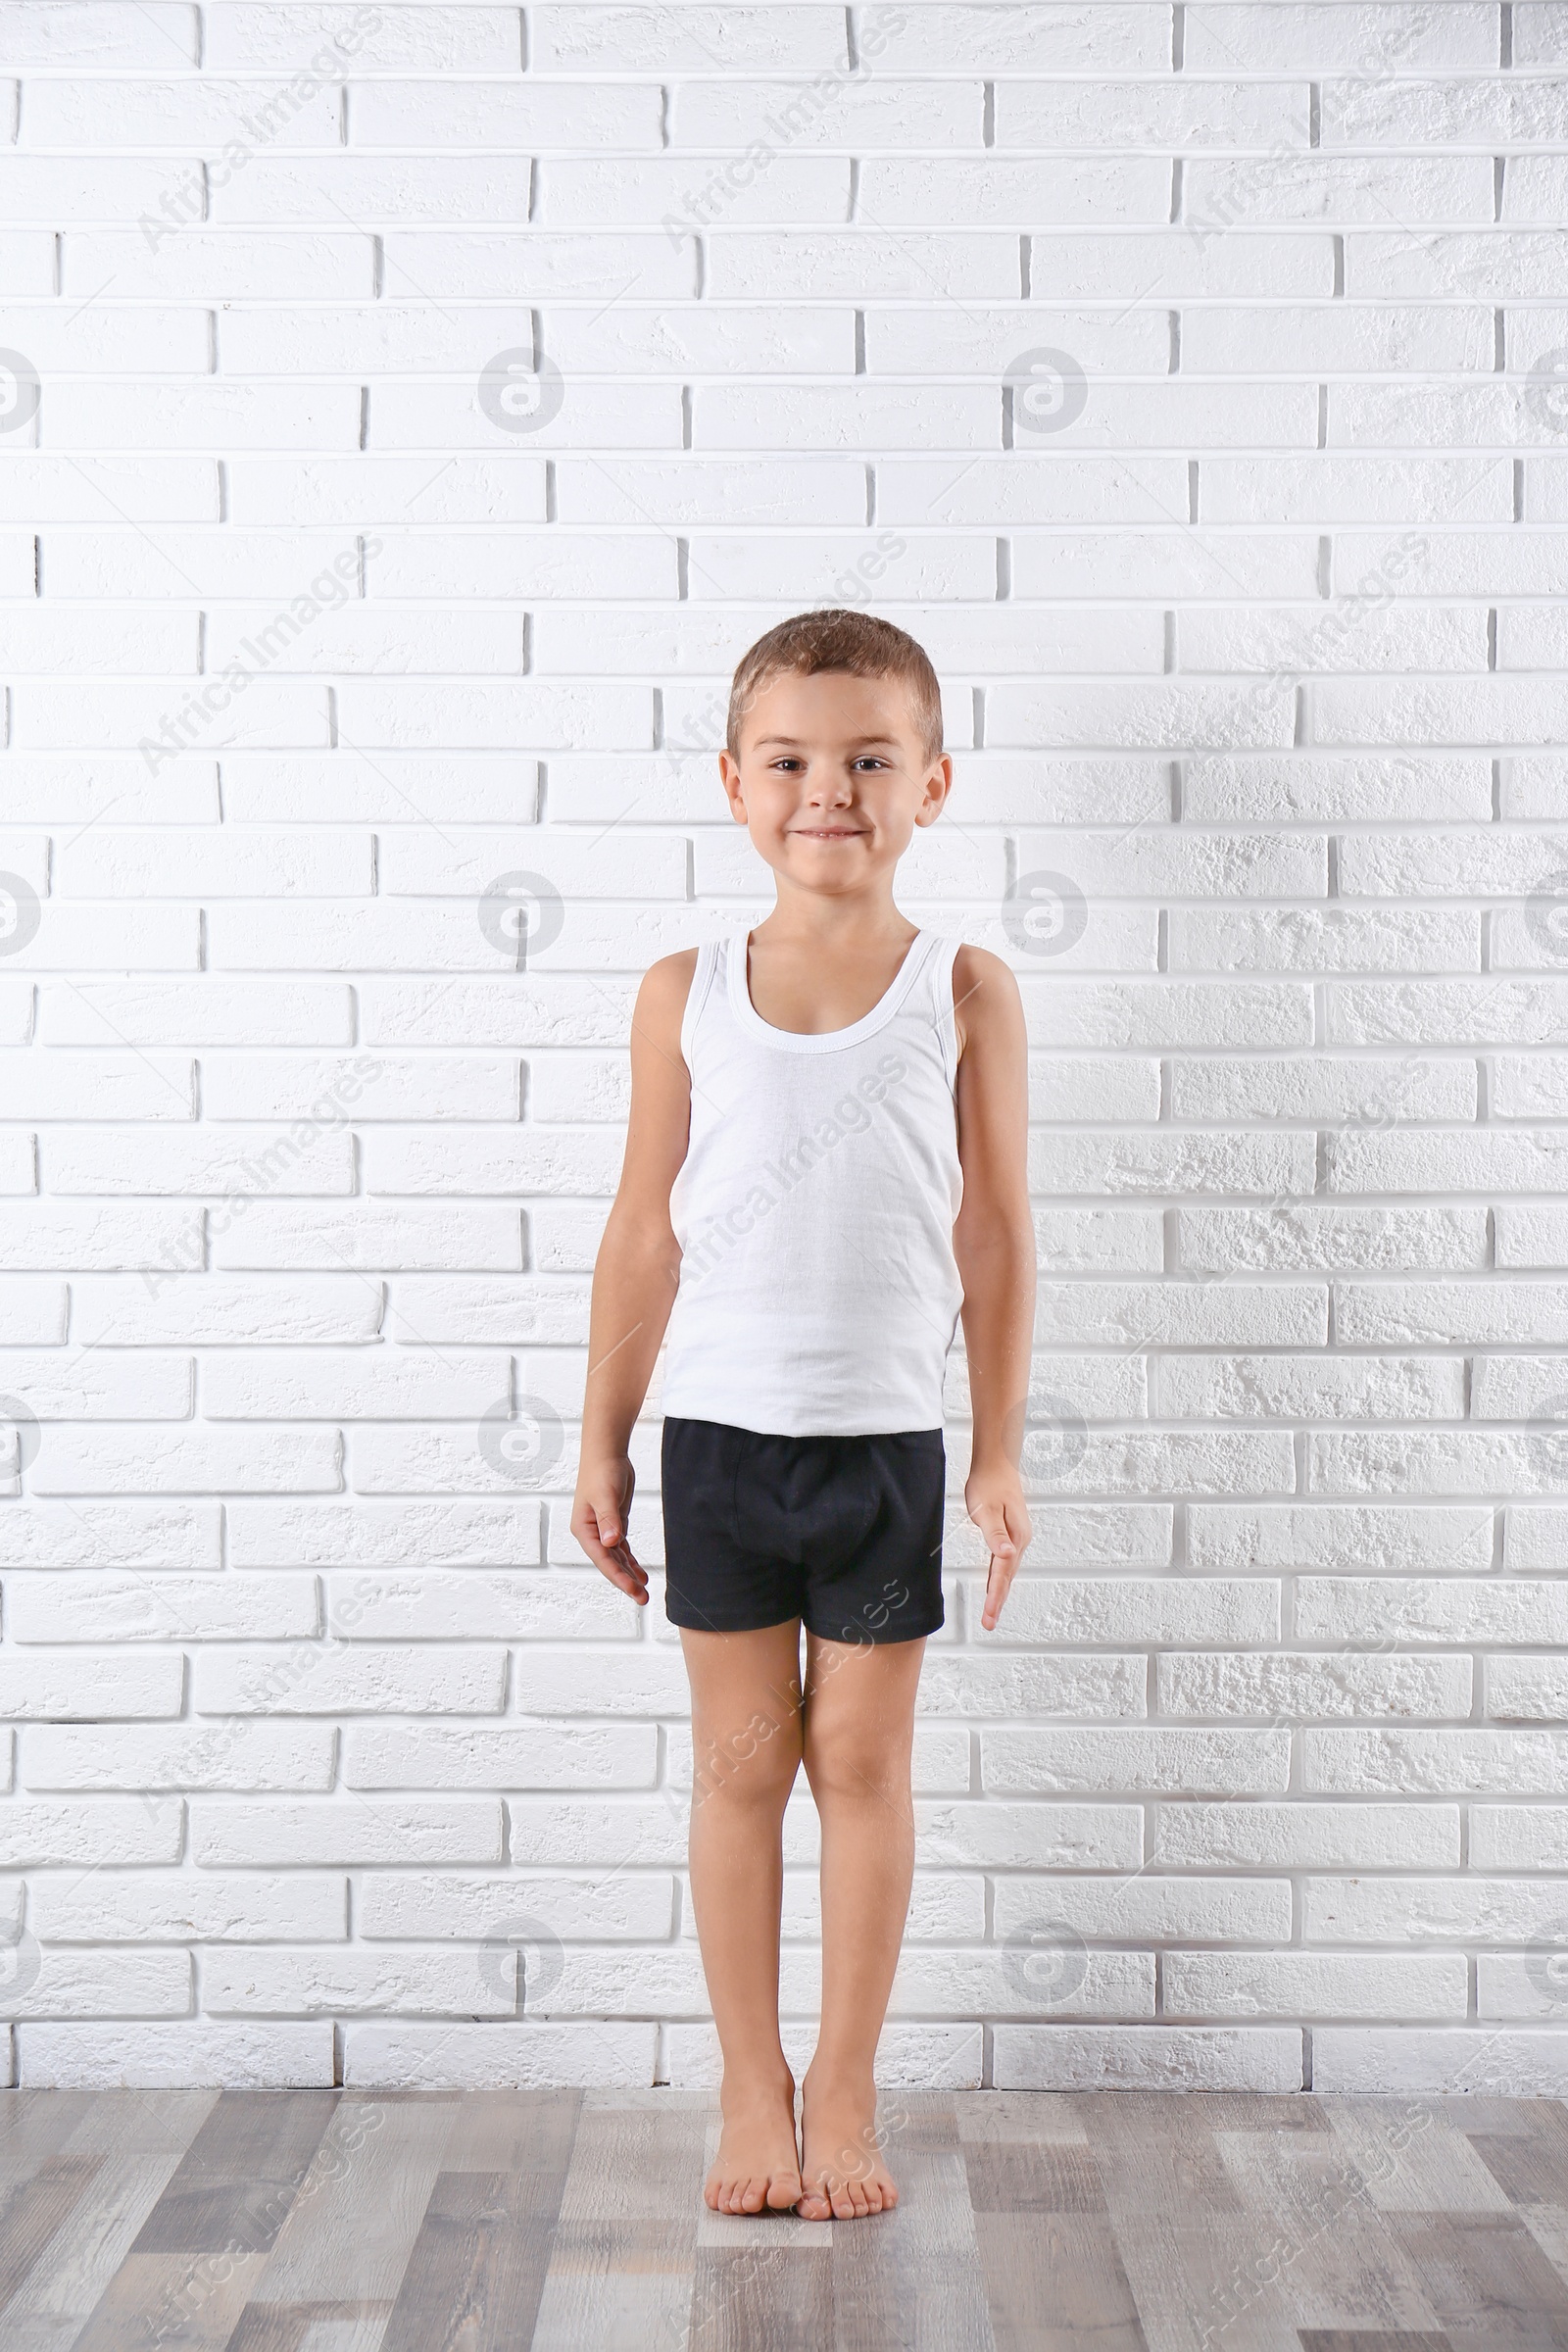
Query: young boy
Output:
[[570, 611, 1035, 2222]]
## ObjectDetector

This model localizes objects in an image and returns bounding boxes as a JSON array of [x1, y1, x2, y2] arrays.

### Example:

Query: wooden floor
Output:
[[0, 2087, 1566, 2349]]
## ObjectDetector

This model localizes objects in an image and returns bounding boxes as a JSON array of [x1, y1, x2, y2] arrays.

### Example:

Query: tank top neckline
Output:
[[724, 925, 939, 1055]]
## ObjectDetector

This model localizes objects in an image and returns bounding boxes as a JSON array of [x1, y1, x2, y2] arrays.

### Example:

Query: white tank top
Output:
[[660, 927, 965, 1438]]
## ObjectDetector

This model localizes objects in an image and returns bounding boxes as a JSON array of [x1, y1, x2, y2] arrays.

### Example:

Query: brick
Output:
[[358, 1870, 671, 1939], [0, 1798, 183, 1866], [190, 1797, 503, 1866], [7, 1573, 318, 1644], [1164, 1952, 1468, 2021], [204, 1947, 513, 2015], [30, 1873, 345, 1942], [207, 6, 521, 70], [21, 2022, 334, 2088], [194, 1642, 507, 1716], [345, 1723, 655, 1788], [0, 1652, 183, 1719], [1152, 1802, 1459, 1871], [24, 1723, 333, 1791], [344, 2020, 655, 2088], [995, 2026, 1303, 2093]]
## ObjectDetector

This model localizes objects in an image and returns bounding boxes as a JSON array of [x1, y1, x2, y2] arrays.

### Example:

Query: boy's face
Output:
[[718, 667, 951, 899]]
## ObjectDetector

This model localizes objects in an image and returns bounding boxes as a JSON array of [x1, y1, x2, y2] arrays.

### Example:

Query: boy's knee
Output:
[[692, 1709, 801, 1808], [803, 1728, 908, 1809]]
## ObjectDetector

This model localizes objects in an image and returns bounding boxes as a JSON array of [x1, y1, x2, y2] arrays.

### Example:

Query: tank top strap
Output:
[[909, 932, 962, 1095], [680, 936, 722, 1073]]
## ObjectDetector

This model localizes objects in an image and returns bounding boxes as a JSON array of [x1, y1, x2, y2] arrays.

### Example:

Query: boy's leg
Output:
[[797, 1629, 926, 2221], [679, 1618, 807, 2214]]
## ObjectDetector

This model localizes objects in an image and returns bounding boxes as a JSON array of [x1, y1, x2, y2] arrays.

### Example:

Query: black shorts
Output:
[[661, 1416, 946, 1644]]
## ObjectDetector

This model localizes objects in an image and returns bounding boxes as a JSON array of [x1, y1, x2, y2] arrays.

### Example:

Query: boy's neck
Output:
[[753, 880, 917, 954]]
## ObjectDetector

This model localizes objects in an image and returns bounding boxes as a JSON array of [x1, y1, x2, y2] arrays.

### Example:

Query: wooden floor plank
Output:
[[952, 2091, 1089, 2146], [0, 2094, 98, 2192], [0, 2157, 103, 2315], [963, 2139, 1108, 2214], [526, 2219, 698, 2352], [528, 2093, 704, 2349], [70, 2247, 270, 2351], [1297, 2333, 1455, 2351], [60, 2092, 219, 2160], [435, 2087, 581, 2177], [1081, 2094, 1250, 2221], [973, 2211, 1149, 2352], [688, 2242, 833, 2352], [0, 2152, 196, 2351], [831, 2148, 998, 2352], [251, 2097, 459, 2307], [130, 2090, 339, 2257], [1324, 2105, 1520, 2216], [378, 2169, 566, 2352], [224, 2300, 393, 2352], [1392, 2213, 1568, 2348]]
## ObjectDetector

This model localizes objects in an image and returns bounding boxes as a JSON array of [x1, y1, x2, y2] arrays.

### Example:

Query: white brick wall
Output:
[[0, 0, 1565, 2098]]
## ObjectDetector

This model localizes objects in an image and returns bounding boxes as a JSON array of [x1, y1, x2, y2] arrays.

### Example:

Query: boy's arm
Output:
[[951, 943, 1036, 1631], [570, 950, 697, 1605]]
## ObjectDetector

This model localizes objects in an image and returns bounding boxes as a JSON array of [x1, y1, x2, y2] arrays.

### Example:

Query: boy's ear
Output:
[[914, 753, 954, 827], [718, 749, 748, 821]]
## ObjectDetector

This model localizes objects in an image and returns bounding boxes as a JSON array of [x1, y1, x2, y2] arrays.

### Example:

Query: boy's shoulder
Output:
[[951, 941, 1023, 1056], [633, 946, 702, 1043], [642, 946, 701, 996]]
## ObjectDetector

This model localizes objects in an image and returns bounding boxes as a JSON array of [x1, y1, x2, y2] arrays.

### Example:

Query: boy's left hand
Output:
[[965, 1464, 1033, 1632]]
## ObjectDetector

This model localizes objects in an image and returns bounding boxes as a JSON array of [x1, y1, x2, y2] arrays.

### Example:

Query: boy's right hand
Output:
[[570, 1458, 649, 1605]]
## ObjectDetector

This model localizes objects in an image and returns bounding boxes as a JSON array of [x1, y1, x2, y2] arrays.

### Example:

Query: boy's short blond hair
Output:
[[726, 609, 944, 762]]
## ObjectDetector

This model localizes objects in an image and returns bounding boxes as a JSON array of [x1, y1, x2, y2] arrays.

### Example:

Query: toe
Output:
[[740, 2176, 765, 2212]]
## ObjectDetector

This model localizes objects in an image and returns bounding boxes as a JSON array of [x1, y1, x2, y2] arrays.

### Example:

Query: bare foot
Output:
[[796, 2074, 898, 2220], [704, 2072, 803, 2215]]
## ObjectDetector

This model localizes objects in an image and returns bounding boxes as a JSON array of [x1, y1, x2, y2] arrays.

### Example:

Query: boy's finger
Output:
[[980, 1554, 1013, 1629], [968, 1502, 1016, 1557]]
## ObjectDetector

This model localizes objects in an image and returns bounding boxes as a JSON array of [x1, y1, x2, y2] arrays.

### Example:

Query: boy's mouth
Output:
[[789, 826, 867, 840]]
